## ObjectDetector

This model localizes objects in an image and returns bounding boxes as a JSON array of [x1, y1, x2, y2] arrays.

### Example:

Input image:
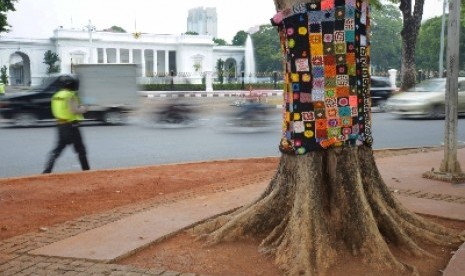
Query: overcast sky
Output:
[[4, 0, 446, 43]]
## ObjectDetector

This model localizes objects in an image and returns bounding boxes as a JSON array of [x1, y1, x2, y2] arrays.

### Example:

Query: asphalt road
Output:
[[1, 106, 465, 178]]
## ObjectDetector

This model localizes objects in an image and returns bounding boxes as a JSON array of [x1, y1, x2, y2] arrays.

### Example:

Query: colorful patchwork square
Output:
[[302, 111, 315, 121], [335, 42, 346, 54], [316, 119, 328, 129], [334, 31, 346, 42], [335, 54, 346, 64], [345, 30, 355, 42], [296, 58, 310, 72], [312, 89, 325, 101], [310, 43, 324, 55], [322, 10, 335, 22], [324, 55, 336, 65], [291, 73, 300, 82], [321, 0, 335, 10], [336, 64, 347, 75], [336, 75, 349, 86], [300, 92, 312, 103], [328, 127, 341, 138], [306, 2, 321, 10], [313, 66, 324, 78], [293, 121, 305, 133], [325, 88, 336, 98], [338, 106, 351, 116], [336, 86, 350, 97], [327, 118, 339, 127], [323, 33, 333, 42], [313, 78, 325, 89], [324, 97, 338, 108], [314, 107, 326, 119], [345, 18, 355, 30], [325, 77, 336, 87], [302, 73, 312, 82], [311, 56, 324, 66], [335, 6, 345, 19], [323, 43, 335, 55], [338, 97, 349, 106], [349, 95, 358, 106], [342, 127, 352, 135], [324, 65, 337, 77], [316, 129, 328, 139], [309, 33, 323, 44], [341, 117, 352, 127], [326, 107, 338, 118]]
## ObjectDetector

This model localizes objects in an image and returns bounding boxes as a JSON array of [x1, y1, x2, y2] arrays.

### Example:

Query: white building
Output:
[[0, 27, 244, 86], [187, 7, 218, 38]]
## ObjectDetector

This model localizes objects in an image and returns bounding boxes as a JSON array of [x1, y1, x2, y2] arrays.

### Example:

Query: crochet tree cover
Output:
[[272, 0, 372, 155]]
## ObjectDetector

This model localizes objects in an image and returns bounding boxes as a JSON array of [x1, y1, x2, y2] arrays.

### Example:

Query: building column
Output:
[[153, 49, 157, 76], [129, 49, 133, 64], [165, 50, 169, 74], [103, 48, 108, 64], [116, 48, 121, 63], [141, 49, 146, 77]]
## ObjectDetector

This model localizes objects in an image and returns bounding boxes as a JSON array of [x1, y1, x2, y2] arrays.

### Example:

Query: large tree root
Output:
[[193, 145, 464, 275]]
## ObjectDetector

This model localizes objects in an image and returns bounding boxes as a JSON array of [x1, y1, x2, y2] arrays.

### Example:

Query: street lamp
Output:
[[85, 20, 96, 63]]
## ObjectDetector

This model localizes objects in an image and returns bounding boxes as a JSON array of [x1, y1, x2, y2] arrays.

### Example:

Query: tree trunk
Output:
[[195, 146, 462, 275], [194, 1, 463, 275], [399, 0, 426, 91]]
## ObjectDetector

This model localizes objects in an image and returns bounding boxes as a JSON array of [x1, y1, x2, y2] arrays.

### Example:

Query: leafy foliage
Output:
[[213, 37, 227, 45], [232, 30, 248, 46], [250, 25, 282, 74], [416, 14, 465, 73], [104, 26, 126, 33], [370, 4, 402, 72], [216, 59, 224, 84], [184, 31, 199, 35], [43, 50, 60, 74], [1, 65, 8, 84], [0, 0, 17, 34]]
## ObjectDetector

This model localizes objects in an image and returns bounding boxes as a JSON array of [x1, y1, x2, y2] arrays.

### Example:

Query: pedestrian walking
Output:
[[0, 81, 5, 96], [42, 77, 90, 173]]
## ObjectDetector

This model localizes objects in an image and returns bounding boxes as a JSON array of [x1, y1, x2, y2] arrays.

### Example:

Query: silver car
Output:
[[385, 78, 465, 118]]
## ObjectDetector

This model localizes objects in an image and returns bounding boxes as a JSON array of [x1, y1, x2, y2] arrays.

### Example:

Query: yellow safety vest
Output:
[[51, 90, 84, 122], [0, 83, 4, 94]]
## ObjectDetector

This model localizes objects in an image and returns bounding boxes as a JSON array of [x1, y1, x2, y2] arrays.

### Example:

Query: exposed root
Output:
[[194, 145, 462, 275]]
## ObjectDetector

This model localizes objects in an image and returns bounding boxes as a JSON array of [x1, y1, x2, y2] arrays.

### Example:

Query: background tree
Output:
[[103, 25, 126, 33], [232, 30, 248, 46], [1, 65, 8, 84], [213, 37, 227, 45], [250, 24, 282, 74], [215, 58, 224, 84], [370, 4, 402, 73], [43, 50, 60, 74], [194, 0, 464, 275], [416, 14, 465, 74], [0, 0, 17, 34], [397, 0, 426, 90]]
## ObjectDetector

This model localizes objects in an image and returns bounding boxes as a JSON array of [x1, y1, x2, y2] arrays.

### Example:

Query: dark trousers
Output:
[[42, 122, 90, 173]]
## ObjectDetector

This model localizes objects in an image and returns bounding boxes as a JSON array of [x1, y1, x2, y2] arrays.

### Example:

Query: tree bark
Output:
[[399, 0, 426, 90], [195, 146, 463, 275]]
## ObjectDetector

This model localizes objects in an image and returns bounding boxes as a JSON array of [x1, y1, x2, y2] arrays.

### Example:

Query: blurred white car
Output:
[[385, 78, 465, 119]]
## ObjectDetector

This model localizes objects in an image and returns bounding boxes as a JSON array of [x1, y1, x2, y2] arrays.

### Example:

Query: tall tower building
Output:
[[187, 7, 218, 38]]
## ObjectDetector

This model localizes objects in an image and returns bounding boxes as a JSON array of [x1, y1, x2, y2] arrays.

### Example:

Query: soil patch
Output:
[[1, 146, 463, 275]]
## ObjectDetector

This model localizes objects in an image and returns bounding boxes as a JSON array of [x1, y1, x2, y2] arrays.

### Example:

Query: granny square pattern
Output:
[[272, 0, 372, 155]]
